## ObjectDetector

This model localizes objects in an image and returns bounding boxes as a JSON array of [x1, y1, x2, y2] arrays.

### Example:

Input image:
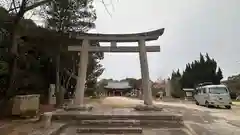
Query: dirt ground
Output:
[[164, 102, 240, 135], [0, 97, 240, 135], [101, 97, 240, 135], [0, 104, 57, 135]]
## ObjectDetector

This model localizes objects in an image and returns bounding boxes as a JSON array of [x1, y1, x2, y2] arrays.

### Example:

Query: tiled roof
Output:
[[105, 81, 132, 89]]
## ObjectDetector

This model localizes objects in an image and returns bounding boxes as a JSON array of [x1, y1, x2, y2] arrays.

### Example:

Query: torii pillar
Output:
[[74, 39, 89, 106], [138, 39, 153, 105]]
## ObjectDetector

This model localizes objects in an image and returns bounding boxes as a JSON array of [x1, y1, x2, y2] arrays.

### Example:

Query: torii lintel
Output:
[[70, 28, 165, 42]]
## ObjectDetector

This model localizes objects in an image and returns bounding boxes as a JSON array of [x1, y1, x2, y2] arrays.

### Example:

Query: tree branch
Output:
[[100, 0, 112, 17], [8, 0, 53, 12], [9, 0, 18, 13], [64, 68, 77, 79]]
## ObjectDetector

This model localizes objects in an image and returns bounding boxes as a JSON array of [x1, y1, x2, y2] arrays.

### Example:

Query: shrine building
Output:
[[104, 81, 133, 96]]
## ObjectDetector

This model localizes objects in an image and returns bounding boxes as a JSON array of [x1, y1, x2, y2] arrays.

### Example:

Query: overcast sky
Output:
[[87, 0, 240, 81], [27, 0, 240, 81]]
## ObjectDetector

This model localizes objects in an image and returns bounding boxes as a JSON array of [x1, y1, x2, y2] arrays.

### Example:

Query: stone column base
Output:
[[134, 104, 163, 111], [64, 104, 93, 111]]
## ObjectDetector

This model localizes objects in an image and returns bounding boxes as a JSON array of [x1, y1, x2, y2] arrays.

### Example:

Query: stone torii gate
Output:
[[67, 28, 164, 109]]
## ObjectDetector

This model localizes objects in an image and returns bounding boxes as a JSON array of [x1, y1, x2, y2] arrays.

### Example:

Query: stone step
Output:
[[76, 127, 143, 134], [52, 113, 182, 121], [77, 120, 184, 128]]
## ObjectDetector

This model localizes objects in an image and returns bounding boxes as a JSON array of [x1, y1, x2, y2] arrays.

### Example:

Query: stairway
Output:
[[77, 127, 143, 134], [52, 111, 184, 134]]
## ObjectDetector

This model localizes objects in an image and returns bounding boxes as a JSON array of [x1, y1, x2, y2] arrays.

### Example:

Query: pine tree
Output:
[[179, 53, 223, 88], [199, 53, 205, 64], [43, 0, 103, 103], [45, 0, 95, 33], [176, 69, 181, 77], [216, 68, 223, 83]]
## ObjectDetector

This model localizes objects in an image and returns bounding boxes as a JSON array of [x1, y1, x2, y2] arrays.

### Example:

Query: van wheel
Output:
[[205, 101, 210, 108], [225, 105, 231, 109], [195, 101, 199, 105]]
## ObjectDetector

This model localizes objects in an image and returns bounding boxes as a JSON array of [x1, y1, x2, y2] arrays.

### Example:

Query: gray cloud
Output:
[[91, 0, 240, 81]]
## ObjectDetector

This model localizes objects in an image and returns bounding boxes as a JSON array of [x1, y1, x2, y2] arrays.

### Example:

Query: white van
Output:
[[194, 84, 232, 109]]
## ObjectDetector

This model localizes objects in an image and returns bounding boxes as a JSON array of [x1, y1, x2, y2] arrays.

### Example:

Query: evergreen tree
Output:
[[44, 0, 94, 33], [216, 68, 223, 83], [199, 53, 205, 64], [176, 69, 181, 77], [43, 0, 103, 103], [171, 69, 181, 80], [175, 53, 223, 89]]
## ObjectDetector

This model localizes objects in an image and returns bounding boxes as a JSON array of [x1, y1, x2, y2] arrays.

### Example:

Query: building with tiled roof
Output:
[[104, 81, 133, 96]]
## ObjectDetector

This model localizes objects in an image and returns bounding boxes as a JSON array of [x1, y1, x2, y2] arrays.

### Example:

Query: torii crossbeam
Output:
[[68, 28, 165, 108], [68, 46, 160, 52]]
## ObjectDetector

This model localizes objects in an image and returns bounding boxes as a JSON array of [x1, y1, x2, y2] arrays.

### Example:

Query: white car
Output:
[[194, 84, 232, 109]]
